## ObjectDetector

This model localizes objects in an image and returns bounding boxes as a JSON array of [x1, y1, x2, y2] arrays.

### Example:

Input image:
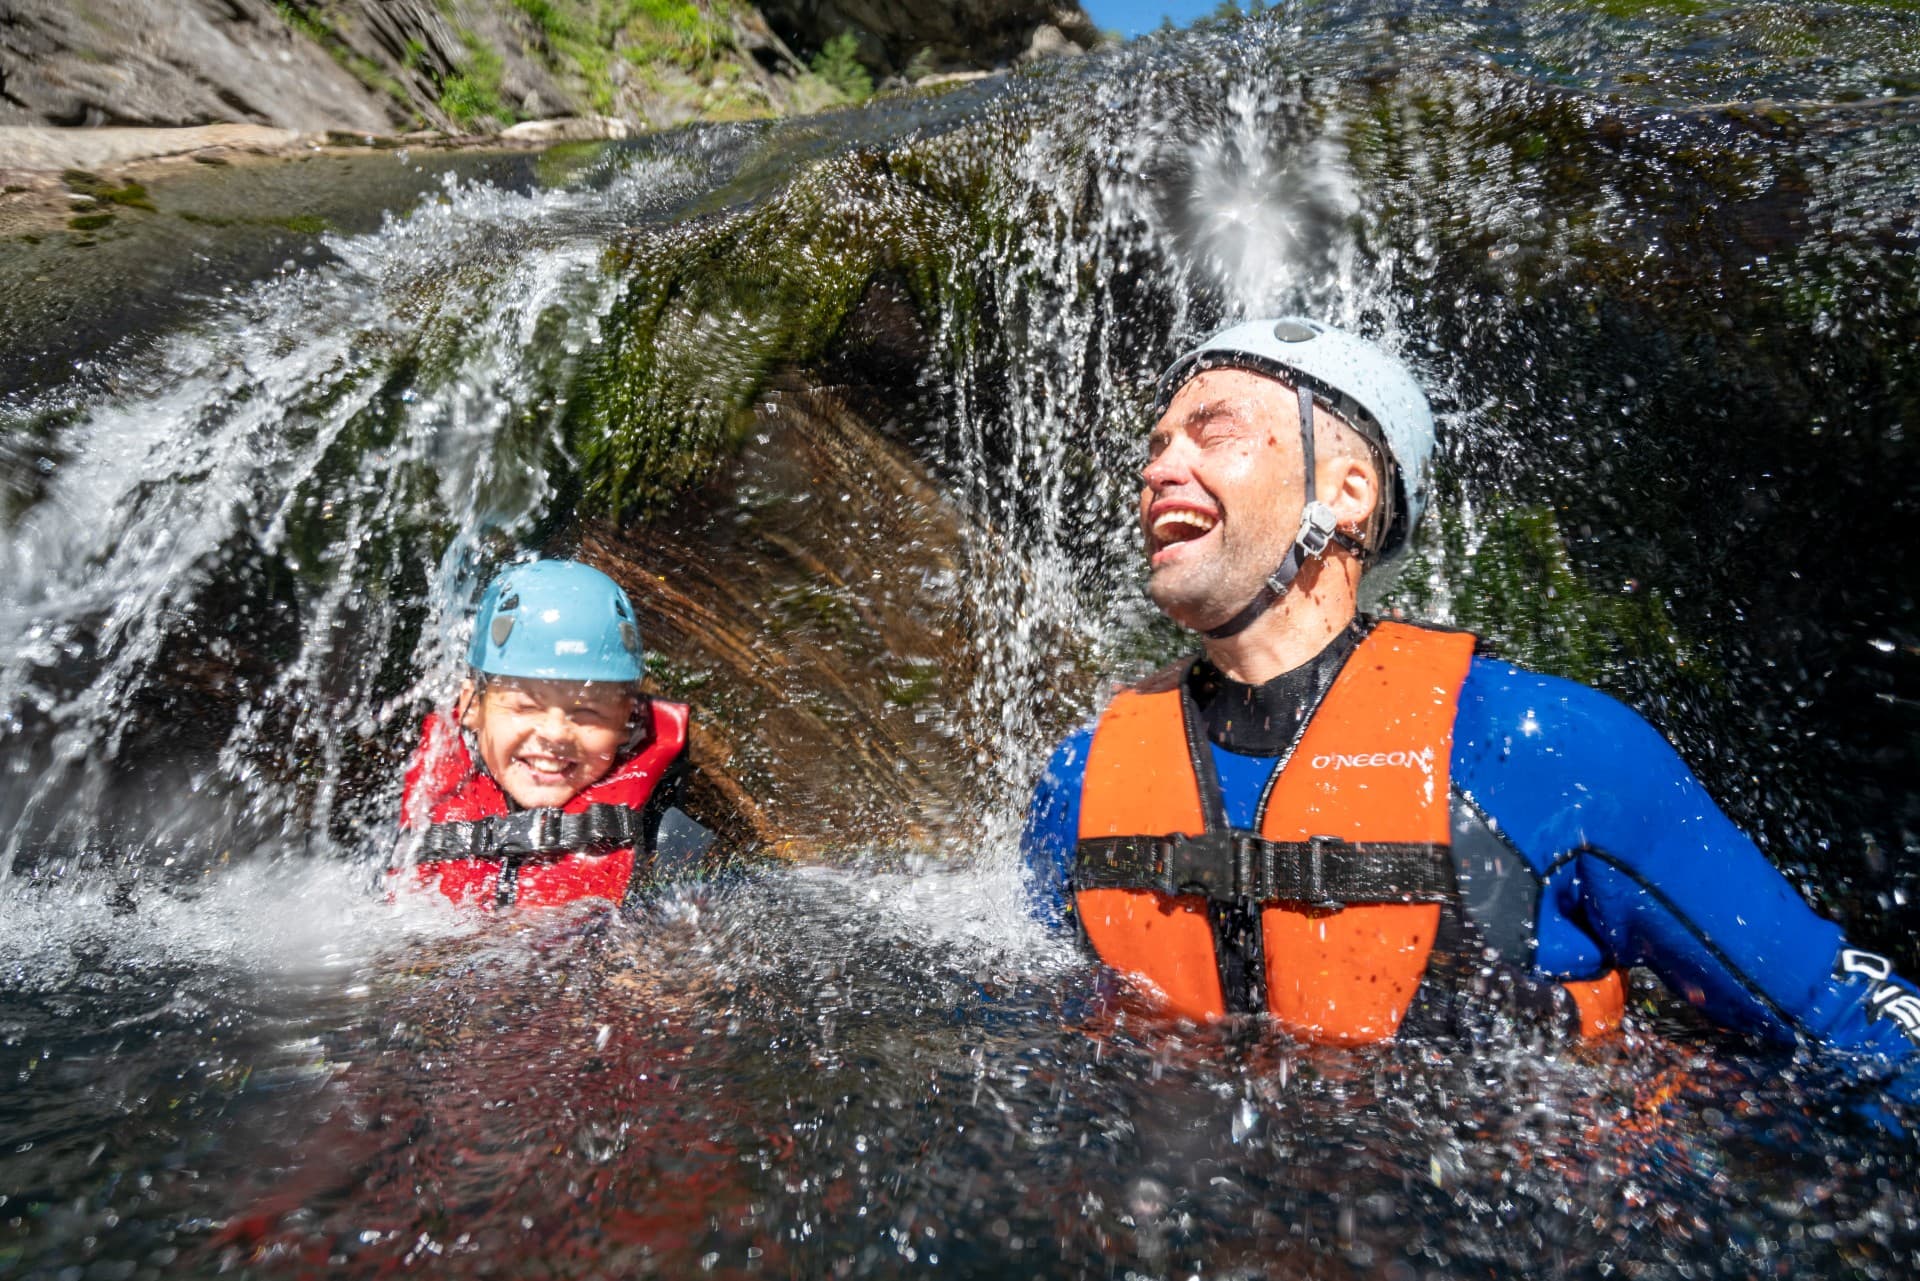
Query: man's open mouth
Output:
[[1150, 505, 1220, 556]]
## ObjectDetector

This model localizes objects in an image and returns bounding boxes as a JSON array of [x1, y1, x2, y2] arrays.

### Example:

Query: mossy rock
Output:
[[570, 148, 982, 521]]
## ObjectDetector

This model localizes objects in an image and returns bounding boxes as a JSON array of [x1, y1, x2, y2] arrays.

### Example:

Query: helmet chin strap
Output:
[[624, 693, 653, 753], [1203, 383, 1366, 643]]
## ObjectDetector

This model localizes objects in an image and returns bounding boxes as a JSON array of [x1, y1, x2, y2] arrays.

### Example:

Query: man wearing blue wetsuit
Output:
[[1022, 317, 1920, 1105]]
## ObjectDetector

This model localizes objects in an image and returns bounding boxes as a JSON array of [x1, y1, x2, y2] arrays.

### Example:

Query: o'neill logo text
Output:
[[1836, 948, 1920, 1048], [1310, 748, 1434, 771]]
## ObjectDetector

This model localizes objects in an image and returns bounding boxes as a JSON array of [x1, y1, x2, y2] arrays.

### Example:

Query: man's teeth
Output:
[[1154, 509, 1219, 540]]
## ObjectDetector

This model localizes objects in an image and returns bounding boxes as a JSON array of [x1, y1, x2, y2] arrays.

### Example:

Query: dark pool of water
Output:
[[4, 863, 1914, 1280]]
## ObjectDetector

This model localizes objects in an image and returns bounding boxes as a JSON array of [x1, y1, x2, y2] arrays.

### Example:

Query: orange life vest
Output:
[[393, 698, 690, 909], [1072, 621, 1624, 1043]]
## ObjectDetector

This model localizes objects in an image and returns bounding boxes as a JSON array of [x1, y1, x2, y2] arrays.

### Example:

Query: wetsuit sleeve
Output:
[[1020, 726, 1093, 929], [1455, 659, 1920, 1091]]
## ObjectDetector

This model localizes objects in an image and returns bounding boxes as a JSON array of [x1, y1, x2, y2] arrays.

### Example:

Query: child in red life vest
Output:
[[393, 559, 714, 910]]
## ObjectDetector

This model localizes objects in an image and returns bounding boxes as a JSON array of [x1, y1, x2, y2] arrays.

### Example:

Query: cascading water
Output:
[[0, 149, 728, 878], [4, 3, 1919, 1278]]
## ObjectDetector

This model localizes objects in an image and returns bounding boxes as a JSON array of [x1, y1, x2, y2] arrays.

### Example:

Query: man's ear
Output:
[[1324, 453, 1380, 537], [456, 678, 479, 729]]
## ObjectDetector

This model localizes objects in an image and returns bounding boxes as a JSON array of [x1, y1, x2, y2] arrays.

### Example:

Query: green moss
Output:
[[174, 209, 326, 233], [570, 151, 967, 520], [60, 176, 157, 217], [101, 182, 157, 212], [883, 660, 942, 708], [67, 213, 115, 231]]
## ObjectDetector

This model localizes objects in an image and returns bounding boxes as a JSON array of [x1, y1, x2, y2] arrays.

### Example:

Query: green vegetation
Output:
[[1387, 503, 1708, 696], [810, 33, 873, 103], [440, 30, 512, 129], [902, 47, 938, 84], [505, 0, 742, 114], [1205, 0, 1274, 21], [251, 2, 862, 138], [68, 213, 115, 232]]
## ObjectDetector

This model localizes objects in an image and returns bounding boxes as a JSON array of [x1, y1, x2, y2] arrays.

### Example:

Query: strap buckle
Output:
[[1298, 835, 1347, 913], [1293, 501, 1339, 560], [1161, 832, 1248, 899], [492, 808, 562, 857]]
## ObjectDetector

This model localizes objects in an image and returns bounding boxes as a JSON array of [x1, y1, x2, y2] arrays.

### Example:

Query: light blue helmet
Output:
[[467, 560, 645, 684], [1153, 317, 1436, 561]]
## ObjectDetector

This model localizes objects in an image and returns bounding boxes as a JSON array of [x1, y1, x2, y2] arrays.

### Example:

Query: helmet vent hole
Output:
[[490, 616, 515, 647], [1272, 320, 1318, 343], [614, 597, 632, 619], [619, 622, 639, 653], [499, 592, 519, 613]]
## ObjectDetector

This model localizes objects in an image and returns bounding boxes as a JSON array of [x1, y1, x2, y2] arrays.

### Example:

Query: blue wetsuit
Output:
[[1023, 643, 1920, 1104]]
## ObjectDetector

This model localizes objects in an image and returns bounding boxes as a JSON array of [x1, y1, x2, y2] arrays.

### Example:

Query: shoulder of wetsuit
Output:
[[1448, 654, 1696, 886], [1453, 653, 1669, 753], [1020, 722, 1097, 929]]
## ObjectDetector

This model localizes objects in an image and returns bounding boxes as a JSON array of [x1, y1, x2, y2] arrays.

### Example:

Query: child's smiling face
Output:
[[458, 677, 638, 809]]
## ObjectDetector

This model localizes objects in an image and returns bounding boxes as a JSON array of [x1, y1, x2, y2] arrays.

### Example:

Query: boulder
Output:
[[0, 0, 395, 131], [1021, 22, 1084, 63], [498, 115, 632, 144]]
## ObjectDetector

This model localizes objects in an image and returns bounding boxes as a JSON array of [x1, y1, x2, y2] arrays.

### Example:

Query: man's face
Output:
[[459, 677, 636, 809], [1140, 367, 1306, 632]]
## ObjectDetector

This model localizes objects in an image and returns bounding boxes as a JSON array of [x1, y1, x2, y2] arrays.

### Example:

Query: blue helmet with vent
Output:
[[467, 560, 645, 684]]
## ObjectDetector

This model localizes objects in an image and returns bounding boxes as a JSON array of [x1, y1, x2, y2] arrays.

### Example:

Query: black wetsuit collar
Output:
[[1186, 620, 1366, 756]]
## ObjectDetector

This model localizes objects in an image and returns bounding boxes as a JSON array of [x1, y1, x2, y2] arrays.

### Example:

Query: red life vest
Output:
[[393, 699, 691, 909], [1072, 621, 1624, 1043]]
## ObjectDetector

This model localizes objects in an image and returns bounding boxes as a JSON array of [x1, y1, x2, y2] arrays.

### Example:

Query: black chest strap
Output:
[[1074, 832, 1456, 909], [418, 803, 645, 864]]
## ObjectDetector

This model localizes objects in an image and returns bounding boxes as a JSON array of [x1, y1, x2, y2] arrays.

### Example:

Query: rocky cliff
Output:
[[758, 1, 1099, 77], [0, 0, 1094, 136]]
